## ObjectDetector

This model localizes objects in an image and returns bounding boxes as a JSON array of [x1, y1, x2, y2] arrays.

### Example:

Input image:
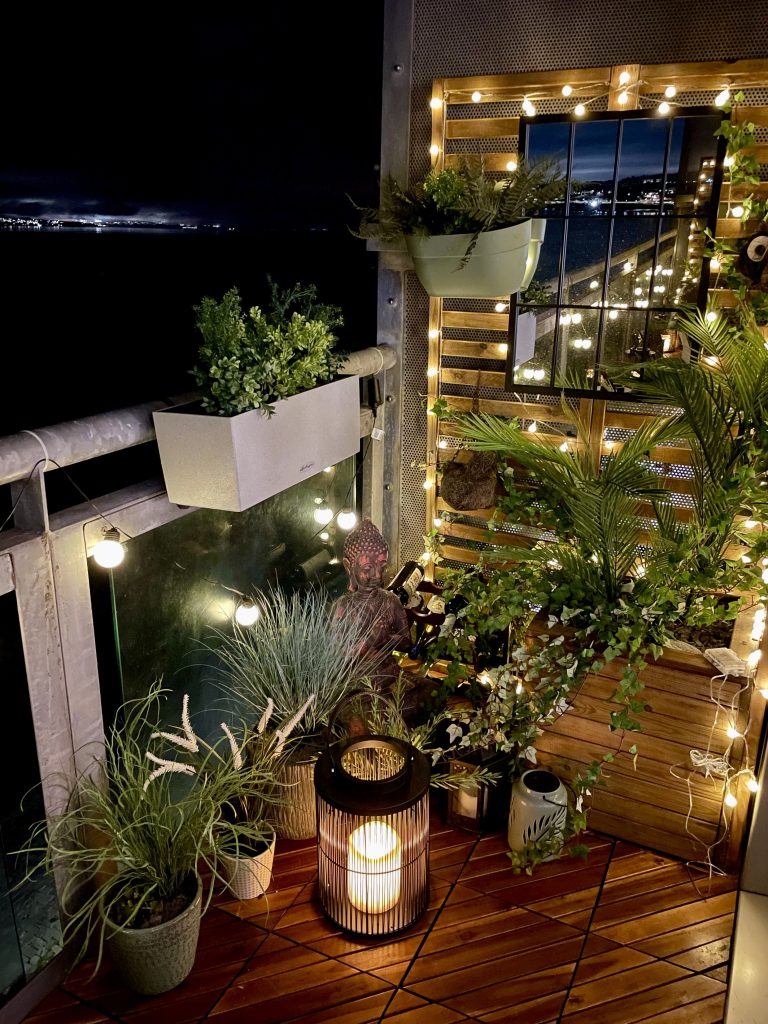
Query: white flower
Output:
[[257, 698, 275, 735], [220, 722, 243, 770], [446, 722, 463, 746], [524, 746, 538, 763], [143, 752, 195, 791], [274, 694, 316, 756]]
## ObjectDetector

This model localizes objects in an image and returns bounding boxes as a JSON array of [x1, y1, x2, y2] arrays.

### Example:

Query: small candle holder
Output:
[[314, 735, 430, 936]]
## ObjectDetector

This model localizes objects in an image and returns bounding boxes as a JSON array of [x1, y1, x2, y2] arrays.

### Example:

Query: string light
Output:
[[559, 441, 569, 453], [618, 71, 631, 86], [561, 84, 573, 97], [744, 519, 758, 528], [495, 301, 509, 313], [234, 598, 260, 627], [498, 343, 508, 354], [617, 91, 630, 106], [522, 97, 536, 117], [319, 531, 330, 542], [527, 420, 538, 433], [422, 479, 433, 490], [438, 439, 448, 449], [337, 508, 358, 530], [506, 159, 518, 172], [658, 101, 671, 115], [92, 528, 125, 568], [574, 103, 586, 117], [731, 205, 744, 218], [724, 155, 735, 168], [429, 143, 440, 157], [323, 466, 334, 474], [429, 97, 443, 110], [433, 517, 443, 528], [724, 791, 738, 808], [608, 310, 619, 321], [726, 724, 743, 740], [471, 90, 482, 103], [427, 367, 438, 378], [747, 775, 760, 794], [704, 355, 719, 367], [715, 87, 731, 107], [710, 257, 721, 271], [664, 85, 677, 98], [313, 504, 334, 525], [428, 328, 440, 340]]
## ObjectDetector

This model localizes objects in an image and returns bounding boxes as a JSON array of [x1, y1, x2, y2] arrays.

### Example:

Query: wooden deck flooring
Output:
[[24, 815, 736, 1024]]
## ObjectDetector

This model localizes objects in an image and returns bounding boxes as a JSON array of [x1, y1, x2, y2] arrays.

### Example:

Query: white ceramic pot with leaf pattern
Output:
[[508, 769, 567, 859]]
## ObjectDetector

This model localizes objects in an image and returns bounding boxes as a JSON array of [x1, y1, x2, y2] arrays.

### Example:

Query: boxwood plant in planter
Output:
[[153, 280, 360, 512], [354, 156, 566, 297]]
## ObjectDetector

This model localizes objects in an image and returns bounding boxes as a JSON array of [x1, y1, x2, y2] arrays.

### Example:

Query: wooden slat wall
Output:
[[420, 60, 768, 867]]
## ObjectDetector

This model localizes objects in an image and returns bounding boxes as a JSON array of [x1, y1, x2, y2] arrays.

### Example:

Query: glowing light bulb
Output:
[[429, 143, 440, 157], [704, 355, 718, 366], [635, 563, 646, 577], [523, 368, 534, 380], [574, 103, 586, 117], [433, 517, 443, 528], [527, 420, 538, 433], [710, 257, 721, 271], [742, 554, 753, 564], [498, 343, 508, 354], [559, 441, 569, 453], [506, 159, 518, 172], [761, 687, 768, 699], [623, 261, 633, 273], [522, 97, 536, 117], [419, 551, 431, 565], [234, 598, 259, 627], [438, 438, 448, 448], [478, 672, 492, 687], [748, 649, 763, 669], [428, 328, 440, 339], [337, 509, 358, 530], [731, 205, 744, 218], [429, 97, 443, 109], [664, 85, 677, 99], [727, 724, 742, 739], [618, 71, 631, 86], [561, 84, 573, 97], [93, 528, 125, 568], [724, 791, 738, 808], [658, 101, 671, 115], [319, 531, 330, 541], [747, 776, 760, 793], [609, 309, 619, 320], [533, 368, 546, 380], [744, 520, 758, 528], [427, 367, 438, 378], [617, 91, 629, 105], [571, 312, 582, 324], [314, 505, 334, 526], [634, 287, 643, 296], [724, 155, 735, 167], [715, 87, 731, 107], [323, 466, 334, 474], [471, 90, 482, 103], [495, 301, 509, 313], [589, 279, 599, 289], [422, 479, 433, 490]]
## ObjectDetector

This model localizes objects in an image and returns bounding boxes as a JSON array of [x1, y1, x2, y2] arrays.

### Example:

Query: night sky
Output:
[[1, 8, 385, 229]]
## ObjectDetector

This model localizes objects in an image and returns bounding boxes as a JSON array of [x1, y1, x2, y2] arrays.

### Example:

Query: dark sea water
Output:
[[0, 227, 378, 437]]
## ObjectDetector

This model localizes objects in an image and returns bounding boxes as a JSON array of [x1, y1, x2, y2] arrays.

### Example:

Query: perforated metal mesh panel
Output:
[[393, 0, 768, 563]]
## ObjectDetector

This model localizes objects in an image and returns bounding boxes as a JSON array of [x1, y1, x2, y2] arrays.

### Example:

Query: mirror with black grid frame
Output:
[[505, 109, 727, 398]]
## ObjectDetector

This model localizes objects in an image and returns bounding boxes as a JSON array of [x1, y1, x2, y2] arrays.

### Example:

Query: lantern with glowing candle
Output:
[[314, 735, 430, 936]]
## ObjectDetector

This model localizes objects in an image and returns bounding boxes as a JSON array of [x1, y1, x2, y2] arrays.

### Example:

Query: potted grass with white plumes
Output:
[[15, 684, 313, 995], [209, 586, 388, 840]]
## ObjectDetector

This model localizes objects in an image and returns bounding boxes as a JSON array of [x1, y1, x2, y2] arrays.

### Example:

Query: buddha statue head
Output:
[[342, 518, 389, 593]]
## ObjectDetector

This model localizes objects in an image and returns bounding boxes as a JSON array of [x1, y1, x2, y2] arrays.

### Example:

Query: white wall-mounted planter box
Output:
[[152, 375, 360, 512], [404, 218, 546, 298]]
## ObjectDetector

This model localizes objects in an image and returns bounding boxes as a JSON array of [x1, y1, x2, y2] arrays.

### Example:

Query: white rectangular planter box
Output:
[[152, 375, 360, 512]]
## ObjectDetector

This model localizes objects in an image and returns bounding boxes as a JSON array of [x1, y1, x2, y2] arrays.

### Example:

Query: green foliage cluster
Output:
[[353, 156, 567, 267], [191, 280, 344, 417]]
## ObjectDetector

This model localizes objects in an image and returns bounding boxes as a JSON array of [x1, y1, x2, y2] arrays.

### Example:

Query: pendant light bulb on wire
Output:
[[337, 508, 358, 531], [314, 505, 334, 526], [93, 528, 125, 568], [234, 598, 260, 627]]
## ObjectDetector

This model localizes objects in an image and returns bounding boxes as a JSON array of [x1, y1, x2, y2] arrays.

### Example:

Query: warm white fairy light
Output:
[[419, 551, 432, 565], [617, 91, 630, 106], [715, 87, 731, 107], [533, 368, 546, 381], [234, 598, 260, 627], [495, 301, 509, 313], [93, 528, 125, 568], [433, 517, 443, 528], [427, 367, 438, 378], [618, 71, 631, 86], [337, 509, 357, 530], [428, 328, 440, 339], [724, 155, 735, 168], [608, 310, 619, 320], [571, 312, 582, 324], [498, 343, 508, 354], [574, 103, 586, 117], [527, 420, 538, 433], [314, 505, 334, 525], [724, 791, 738, 808], [429, 97, 443, 109], [471, 90, 482, 103], [561, 84, 573, 97], [658, 101, 671, 115], [751, 606, 766, 643], [731, 205, 744, 218], [704, 355, 719, 366], [664, 85, 677, 98], [522, 97, 536, 117], [422, 478, 433, 490], [744, 519, 758, 529], [742, 554, 753, 565], [506, 159, 518, 172], [438, 438, 448, 449], [589, 279, 599, 289], [747, 775, 760, 794], [710, 257, 721, 271], [319, 531, 330, 542], [559, 441, 569, 452], [727, 724, 743, 740], [429, 143, 440, 157]]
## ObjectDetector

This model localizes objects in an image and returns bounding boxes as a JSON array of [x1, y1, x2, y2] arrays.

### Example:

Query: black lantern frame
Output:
[[314, 735, 430, 937]]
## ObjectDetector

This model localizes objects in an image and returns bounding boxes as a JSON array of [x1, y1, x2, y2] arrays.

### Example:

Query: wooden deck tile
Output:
[[22, 825, 740, 1024]]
